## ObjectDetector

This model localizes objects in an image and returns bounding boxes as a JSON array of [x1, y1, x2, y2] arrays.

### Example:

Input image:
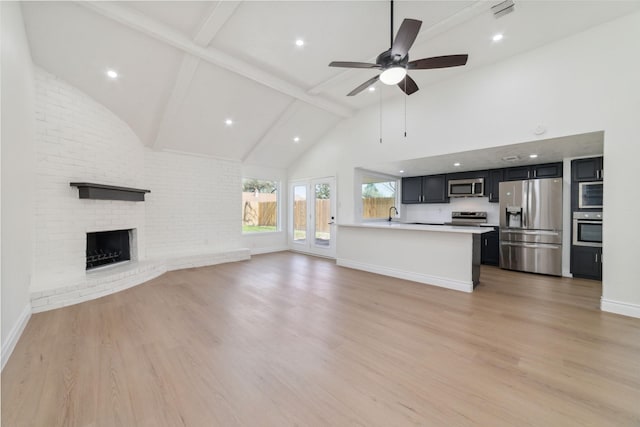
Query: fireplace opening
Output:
[[86, 229, 131, 270]]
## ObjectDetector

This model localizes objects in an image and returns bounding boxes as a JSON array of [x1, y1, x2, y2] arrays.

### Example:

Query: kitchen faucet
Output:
[[388, 206, 398, 222]]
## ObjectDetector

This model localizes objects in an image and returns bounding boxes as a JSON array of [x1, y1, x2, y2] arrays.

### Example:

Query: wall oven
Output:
[[578, 181, 603, 209], [448, 178, 484, 198], [573, 211, 602, 247]]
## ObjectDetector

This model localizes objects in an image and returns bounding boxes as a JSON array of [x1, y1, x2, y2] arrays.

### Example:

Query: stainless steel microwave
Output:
[[448, 178, 484, 198], [578, 181, 603, 209]]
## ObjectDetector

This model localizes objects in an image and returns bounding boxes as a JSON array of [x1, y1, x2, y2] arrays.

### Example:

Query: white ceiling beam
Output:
[[241, 100, 302, 163], [307, 1, 493, 96], [78, 1, 353, 118], [151, 1, 242, 148], [192, 1, 241, 46], [151, 55, 201, 148]]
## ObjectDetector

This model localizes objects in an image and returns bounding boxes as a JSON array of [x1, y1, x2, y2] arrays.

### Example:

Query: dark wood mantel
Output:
[[70, 182, 150, 202]]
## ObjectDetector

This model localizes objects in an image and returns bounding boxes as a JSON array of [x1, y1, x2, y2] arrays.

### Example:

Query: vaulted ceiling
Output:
[[21, 1, 640, 168]]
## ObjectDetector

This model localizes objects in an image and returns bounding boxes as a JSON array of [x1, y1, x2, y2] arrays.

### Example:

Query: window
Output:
[[361, 174, 398, 220], [242, 178, 279, 233]]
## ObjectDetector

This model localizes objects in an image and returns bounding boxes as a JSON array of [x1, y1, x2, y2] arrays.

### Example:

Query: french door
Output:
[[290, 177, 336, 258]]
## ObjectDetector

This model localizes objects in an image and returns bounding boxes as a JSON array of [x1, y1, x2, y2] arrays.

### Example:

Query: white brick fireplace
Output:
[[30, 68, 249, 312]]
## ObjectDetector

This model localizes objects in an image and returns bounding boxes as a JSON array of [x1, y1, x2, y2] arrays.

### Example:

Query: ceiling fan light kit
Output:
[[380, 66, 407, 85], [328, 0, 469, 97]]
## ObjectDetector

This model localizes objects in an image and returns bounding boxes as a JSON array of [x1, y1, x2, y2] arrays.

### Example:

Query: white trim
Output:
[[250, 246, 289, 255], [336, 258, 473, 293], [601, 298, 640, 318], [2, 303, 32, 371]]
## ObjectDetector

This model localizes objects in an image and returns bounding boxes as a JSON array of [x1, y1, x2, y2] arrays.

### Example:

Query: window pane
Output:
[[242, 178, 278, 233], [362, 177, 397, 219], [293, 185, 306, 241]]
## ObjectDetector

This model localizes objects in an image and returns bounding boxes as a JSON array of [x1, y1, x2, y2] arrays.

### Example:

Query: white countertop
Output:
[[338, 222, 495, 234]]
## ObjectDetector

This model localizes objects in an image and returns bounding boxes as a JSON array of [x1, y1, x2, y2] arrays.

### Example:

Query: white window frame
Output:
[[355, 169, 401, 222], [241, 178, 281, 234]]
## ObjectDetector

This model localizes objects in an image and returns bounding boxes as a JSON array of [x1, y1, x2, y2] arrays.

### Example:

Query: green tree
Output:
[[242, 179, 277, 193], [362, 183, 382, 198], [315, 183, 330, 199]]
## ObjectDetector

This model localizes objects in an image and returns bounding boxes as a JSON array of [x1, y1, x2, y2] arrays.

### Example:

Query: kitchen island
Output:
[[337, 222, 494, 292]]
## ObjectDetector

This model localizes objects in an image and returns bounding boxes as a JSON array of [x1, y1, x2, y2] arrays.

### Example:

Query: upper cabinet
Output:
[[401, 175, 448, 204], [401, 162, 563, 205], [504, 162, 563, 181], [401, 176, 423, 204], [423, 175, 449, 203], [487, 169, 503, 203], [572, 157, 603, 181]]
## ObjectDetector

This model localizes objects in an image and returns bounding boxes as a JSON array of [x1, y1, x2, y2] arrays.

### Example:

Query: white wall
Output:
[[31, 68, 146, 292], [290, 12, 640, 314], [1, 2, 35, 362], [144, 150, 243, 257], [241, 164, 288, 254]]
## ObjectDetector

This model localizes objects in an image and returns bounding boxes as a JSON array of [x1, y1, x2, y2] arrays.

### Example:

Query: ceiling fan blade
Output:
[[391, 19, 422, 58], [408, 54, 469, 70], [397, 74, 419, 95], [329, 61, 380, 69], [347, 75, 380, 96]]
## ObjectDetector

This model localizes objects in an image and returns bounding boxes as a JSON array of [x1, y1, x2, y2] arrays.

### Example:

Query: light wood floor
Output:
[[3, 252, 640, 426]]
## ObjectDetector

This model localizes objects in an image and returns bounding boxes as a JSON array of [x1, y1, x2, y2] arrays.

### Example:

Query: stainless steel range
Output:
[[446, 211, 488, 226]]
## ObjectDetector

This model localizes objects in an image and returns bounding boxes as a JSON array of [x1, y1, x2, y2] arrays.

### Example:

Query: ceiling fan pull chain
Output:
[[379, 88, 383, 143]]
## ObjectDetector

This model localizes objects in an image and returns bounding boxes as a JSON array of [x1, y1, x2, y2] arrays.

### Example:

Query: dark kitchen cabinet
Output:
[[504, 166, 531, 181], [481, 228, 500, 266], [571, 246, 602, 280], [533, 163, 563, 179], [401, 176, 423, 204], [423, 174, 448, 203], [504, 162, 562, 181], [487, 169, 503, 203], [572, 157, 603, 181], [401, 175, 449, 204]]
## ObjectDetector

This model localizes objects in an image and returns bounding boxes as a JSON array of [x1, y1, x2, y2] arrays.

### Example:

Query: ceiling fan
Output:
[[329, 0, 469, 96]]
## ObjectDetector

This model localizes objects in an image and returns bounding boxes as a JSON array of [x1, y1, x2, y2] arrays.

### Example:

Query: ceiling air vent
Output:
[[492, 0, 515, 18], [502, 155, 520, 162]]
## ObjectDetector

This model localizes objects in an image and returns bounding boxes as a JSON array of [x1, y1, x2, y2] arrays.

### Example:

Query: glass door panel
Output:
[[314, 183, 331, 248], [293, 185, 307, 242]]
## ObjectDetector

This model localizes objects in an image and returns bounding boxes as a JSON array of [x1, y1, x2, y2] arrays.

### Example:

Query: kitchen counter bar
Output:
[[337, 223, 494, 292]]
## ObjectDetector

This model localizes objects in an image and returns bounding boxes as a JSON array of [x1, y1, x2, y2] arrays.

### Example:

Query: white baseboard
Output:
[[601, 298, 640, 318], [336, 258, 473, 293], [2, 303, 32, 371], [250, 246, 289, 255]]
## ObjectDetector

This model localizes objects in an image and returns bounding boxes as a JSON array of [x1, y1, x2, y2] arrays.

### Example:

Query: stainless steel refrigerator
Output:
[[499, 178, 563, 276]]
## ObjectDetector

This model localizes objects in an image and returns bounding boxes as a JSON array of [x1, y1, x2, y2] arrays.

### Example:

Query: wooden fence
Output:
[[245, 197, 396, 229]]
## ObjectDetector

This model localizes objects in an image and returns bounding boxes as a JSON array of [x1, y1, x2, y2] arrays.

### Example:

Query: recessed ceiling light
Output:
[[492, 33, 504, 42], [106, 69, 118, 79], [529, 154, 538, 158], [453, 162, 461, 167], [399, 170, 405, 173], [368, 86, 376, 92], [295, 39, 304, 47], [293, 136, 300, 143], [225, 119, 233, 126]]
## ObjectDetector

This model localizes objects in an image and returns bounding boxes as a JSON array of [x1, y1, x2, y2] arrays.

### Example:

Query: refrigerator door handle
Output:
[[501, 242, 561, 249], [501, 229, 561, 236]]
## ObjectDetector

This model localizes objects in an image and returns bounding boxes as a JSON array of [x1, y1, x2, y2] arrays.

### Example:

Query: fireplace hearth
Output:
[[86, 229, 131, 270]]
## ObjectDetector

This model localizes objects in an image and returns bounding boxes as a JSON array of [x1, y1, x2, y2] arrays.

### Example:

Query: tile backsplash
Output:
[[403, 197, 500, 225]]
